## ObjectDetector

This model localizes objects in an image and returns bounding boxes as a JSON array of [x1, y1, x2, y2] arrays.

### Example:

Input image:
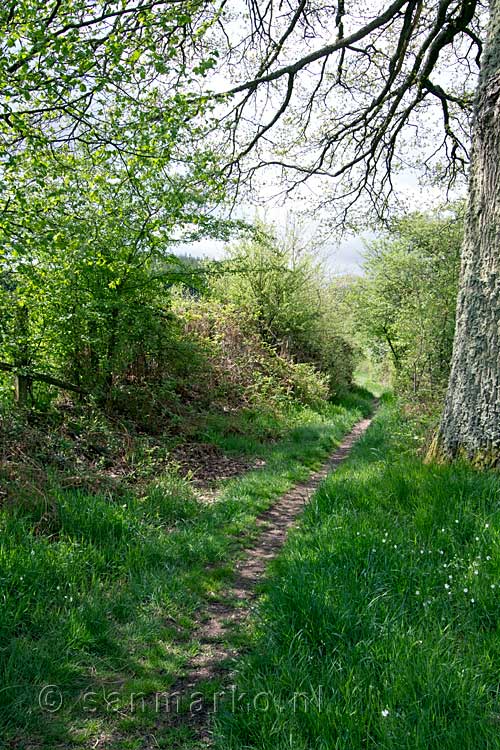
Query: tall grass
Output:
[[0, 396, 370, 745], [215, 400, 500, 749]]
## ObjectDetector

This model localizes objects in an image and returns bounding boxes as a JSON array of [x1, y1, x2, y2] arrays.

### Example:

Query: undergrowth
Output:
[[0, 298, 347, 506], [0, 391, 372, 747]]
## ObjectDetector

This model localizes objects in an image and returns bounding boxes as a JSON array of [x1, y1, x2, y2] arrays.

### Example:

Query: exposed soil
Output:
[[65, 414, 373, 750], [145, 414, 374, 747], [170, 442, 266, 488]]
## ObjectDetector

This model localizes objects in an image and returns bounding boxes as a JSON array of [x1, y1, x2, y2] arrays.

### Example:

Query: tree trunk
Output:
[[14, 303, 30, 407], [431, 0, 500, 466], [14, 373, 30, 407], [103, 305, 120, 399]]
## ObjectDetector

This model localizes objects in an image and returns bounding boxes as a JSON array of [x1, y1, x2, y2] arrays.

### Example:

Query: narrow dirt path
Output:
[[145, 414, 374, 748]]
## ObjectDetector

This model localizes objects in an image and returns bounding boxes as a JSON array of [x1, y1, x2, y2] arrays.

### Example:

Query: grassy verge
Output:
[[215, 398, 500, 750], [0, 392, 372, 748]]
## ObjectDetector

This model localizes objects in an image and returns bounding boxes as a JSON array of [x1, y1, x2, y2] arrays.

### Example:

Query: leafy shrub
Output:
[[352, 204, 463, 404], [287, 362, 329, 408], [175, 296, 330, 413], [209, 218, 359, 395]]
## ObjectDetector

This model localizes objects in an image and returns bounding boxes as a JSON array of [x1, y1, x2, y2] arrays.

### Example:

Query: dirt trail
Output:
[[149, 414, 374, 747]]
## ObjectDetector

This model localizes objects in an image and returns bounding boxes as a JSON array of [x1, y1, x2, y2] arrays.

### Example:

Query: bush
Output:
[[209, 218, 359, 395], [174, 296, 331, 413], [352, 204, 463, 404], [287, 362, 330, 408]]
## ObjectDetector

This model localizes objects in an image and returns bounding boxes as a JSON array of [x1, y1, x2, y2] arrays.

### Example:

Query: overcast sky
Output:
[[177, 166, 462, 276], [174, 0, 470, 274], [181, 231, 367, 275]]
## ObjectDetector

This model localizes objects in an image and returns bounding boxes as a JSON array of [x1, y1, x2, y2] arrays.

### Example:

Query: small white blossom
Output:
[[381, 709, 390, 718]]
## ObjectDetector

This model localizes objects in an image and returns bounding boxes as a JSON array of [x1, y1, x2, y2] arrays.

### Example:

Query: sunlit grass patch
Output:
[[0, 393, 372, 746], [215, 403, 500, 750]]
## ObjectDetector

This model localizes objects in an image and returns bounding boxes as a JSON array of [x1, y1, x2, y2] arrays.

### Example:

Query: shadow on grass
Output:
[[0, 393, 372, 746]]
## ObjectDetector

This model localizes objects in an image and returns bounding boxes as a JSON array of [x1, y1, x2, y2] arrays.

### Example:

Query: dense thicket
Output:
[[0, 150, 228, 405], [352, 206, 464, 405], [210, 219, 359, 396], [0, 195, 357, 413]]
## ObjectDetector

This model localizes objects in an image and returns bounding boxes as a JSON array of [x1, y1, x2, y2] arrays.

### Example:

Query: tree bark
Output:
[[431, 0, 500, 466], [14, 373, 30, 406], [14, 303, 30, 407]]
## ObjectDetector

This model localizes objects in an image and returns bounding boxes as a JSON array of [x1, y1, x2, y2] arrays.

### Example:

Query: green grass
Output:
[[0, 394, 371, 747], [214, 399, 500, 749], [353, 359, 389, 398]]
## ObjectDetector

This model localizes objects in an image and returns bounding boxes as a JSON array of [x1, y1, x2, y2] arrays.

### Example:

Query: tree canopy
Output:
[[211, 0, 486, 224], [0, 0, 225, 151]]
